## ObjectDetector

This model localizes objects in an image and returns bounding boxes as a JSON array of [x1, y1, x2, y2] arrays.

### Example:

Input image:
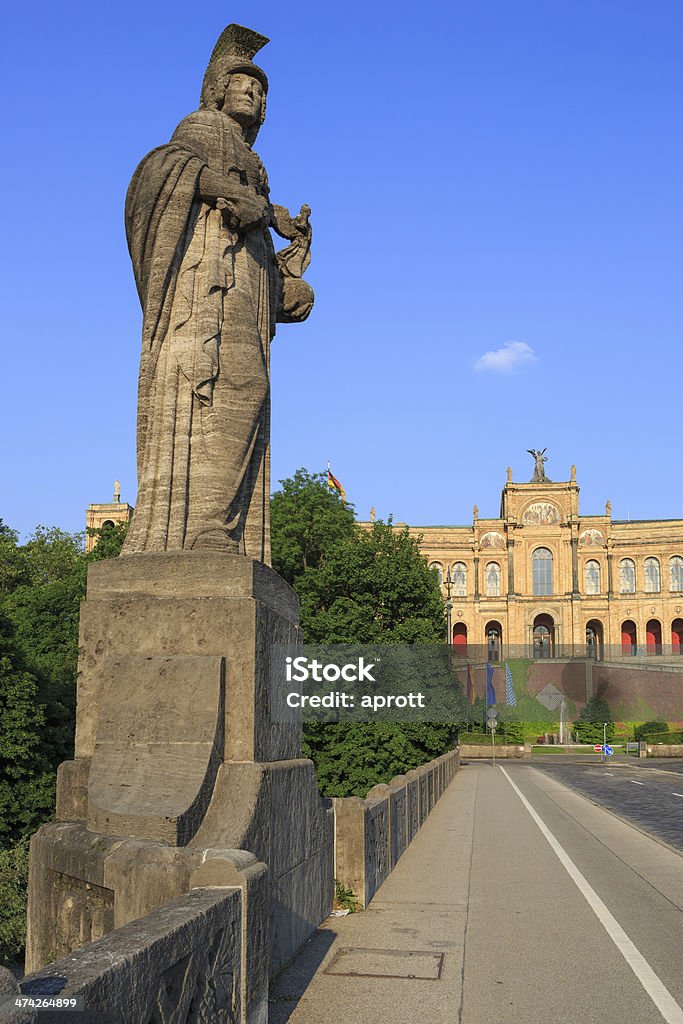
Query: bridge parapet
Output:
[[332, 749, 460, 908], [0, 886, 256, 1024]]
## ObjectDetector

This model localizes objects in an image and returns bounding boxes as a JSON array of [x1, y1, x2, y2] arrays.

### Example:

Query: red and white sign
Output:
[[594, 744, 603, 752]]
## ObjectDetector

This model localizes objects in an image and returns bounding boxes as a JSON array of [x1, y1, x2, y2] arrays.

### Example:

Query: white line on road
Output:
[[630, 781, 645, 786], [673, 794, 683, 799], [500, 766, 683, 1024]]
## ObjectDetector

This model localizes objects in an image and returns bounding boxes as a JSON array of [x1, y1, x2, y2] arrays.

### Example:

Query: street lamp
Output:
[[444, 566, 454, 644]]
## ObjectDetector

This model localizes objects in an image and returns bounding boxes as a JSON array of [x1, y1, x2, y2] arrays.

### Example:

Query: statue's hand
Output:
[[199, 169, 268, 230], [227, 191, 269, 231]]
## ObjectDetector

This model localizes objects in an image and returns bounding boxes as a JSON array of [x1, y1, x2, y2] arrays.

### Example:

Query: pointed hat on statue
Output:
[[200, 23, 269, 113]]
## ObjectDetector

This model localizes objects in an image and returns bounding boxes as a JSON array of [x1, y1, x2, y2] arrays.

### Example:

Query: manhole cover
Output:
[[325, 948, 444, 980]]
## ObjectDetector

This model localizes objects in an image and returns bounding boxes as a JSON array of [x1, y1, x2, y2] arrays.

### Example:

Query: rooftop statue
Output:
[[122, 24, 313, 562], [527, 448, 551, 483]]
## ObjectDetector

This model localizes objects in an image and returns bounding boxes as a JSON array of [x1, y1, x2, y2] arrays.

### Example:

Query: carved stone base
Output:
[[27, 553, 333, 983]]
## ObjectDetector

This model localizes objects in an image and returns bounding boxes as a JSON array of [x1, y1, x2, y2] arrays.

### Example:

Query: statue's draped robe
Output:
[[122, 109, 279, 561]]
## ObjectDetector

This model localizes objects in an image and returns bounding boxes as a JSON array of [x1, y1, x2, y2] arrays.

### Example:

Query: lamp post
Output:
[[444, 566, 454, 644]]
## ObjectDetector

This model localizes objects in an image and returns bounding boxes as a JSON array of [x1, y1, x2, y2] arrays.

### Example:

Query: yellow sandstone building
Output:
[[89, 462, 683, 661], [378, 457, 683, 660]]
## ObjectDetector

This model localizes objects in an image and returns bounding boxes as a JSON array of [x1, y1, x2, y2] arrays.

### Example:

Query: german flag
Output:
[[327, 465, 346, 502]]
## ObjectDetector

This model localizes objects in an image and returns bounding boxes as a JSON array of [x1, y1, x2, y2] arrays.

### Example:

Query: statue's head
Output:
[[200, 24, 269, 143]]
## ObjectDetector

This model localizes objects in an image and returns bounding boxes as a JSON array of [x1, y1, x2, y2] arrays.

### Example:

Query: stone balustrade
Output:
[[332, 749, 459, 908], [0, 886, 260, 1024]]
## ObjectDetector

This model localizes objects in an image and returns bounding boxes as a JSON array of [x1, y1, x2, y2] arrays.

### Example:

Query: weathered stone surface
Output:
[[333, 751, 459, 908], [190, 851, 268, 1024], [120, 25, 313, 562], [0, 968, 19, 994], [459, 744, 528, 759], [13, 888, 243, 1024], [190, 759, 333, 971], [87, 655, 224, 844], [75, 555, 299, 765], [55, 759, 89, 822]]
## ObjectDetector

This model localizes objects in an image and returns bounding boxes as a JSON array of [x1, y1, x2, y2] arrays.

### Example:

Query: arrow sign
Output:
[[604, 744, 614, 756]]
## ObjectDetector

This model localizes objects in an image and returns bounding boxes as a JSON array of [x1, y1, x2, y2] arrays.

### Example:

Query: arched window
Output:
[[452, 622, 468, 654], [646, 619, 662, 655], [532, 548, 553, 596], [619, 558, 635, 594], [644, 557, 660, 593], [101, 520, 116, 530], [485, 562, 501, 597], [621, 619, 637, 655], [533, 614, 554, 659], [670, 556, 683, 592], [672, 619, 683, 655], [585, 560, 600, 595], [429, 562, 443, 585], [586, 619, 603, 659], [486, 621, 502, 661], [452, 562, 467, 597]]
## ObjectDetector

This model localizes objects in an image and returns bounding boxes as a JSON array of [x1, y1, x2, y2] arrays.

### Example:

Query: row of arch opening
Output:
[[451, 616, 683, 659]]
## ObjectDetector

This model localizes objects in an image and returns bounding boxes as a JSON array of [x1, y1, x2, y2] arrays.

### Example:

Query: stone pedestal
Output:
[[27, 553, 333, 979]]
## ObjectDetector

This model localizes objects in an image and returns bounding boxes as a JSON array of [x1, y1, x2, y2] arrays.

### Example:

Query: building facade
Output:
[[85, 481, 134, 553], [383, 463, 683, 660]]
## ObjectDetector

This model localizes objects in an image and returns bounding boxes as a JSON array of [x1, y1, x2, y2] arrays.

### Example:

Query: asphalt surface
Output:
[[526, 755, 683, 851], [271, 761, 683, 1024]]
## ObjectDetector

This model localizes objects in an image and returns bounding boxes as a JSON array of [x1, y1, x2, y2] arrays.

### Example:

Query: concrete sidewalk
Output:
[[269, 762, 683, 1024]]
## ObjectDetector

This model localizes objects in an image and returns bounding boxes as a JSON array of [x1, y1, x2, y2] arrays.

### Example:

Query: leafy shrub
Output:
[[634, 720, 668, 741], [0, 839, 29, 965], [644, 729, 683, 745]]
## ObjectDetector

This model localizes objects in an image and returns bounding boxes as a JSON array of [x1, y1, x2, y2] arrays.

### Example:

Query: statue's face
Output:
[[222, 72, 263, 126]]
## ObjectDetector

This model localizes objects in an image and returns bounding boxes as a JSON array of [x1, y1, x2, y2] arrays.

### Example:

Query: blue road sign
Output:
[[604, 744, 614, 756]]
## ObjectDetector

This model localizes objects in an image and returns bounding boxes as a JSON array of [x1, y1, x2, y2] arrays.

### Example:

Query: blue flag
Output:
[[505, 662, 517, 706], [486, 662, 496, 706]]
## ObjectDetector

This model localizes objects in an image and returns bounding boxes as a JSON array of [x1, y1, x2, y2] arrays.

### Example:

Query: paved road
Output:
[[271, 762, 683, 1024], [527, 755, 683, 850]]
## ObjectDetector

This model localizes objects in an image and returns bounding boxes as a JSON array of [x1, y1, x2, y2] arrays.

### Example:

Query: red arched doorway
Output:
[[672, 619, 683, 655], [485, 621, 503, 662], [533, 614, 554, 659], [621, 620, 637, 656], [586, 619, 603, 660], [646, 619, 662, 655], [452, 622, 468, 655]]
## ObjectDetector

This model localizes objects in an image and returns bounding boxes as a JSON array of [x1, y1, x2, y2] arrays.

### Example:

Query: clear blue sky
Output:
[[2, 0, 682, 539]]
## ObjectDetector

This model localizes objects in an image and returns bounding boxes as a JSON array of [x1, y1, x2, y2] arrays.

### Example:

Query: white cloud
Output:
[[473, 340, 538, 374]]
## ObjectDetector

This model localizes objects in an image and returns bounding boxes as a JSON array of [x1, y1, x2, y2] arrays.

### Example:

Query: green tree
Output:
[[297, 519, 445, 643], [271, 468, 356, 586], [87, 520, 129, 561], [0, 611, 55, 845], [270, 472, 453, 796], [573, 696, 614, 743], [0, 839, 29, 965]]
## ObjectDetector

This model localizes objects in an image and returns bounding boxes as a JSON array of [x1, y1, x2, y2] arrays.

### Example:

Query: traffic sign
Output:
[[604, 744, 614, 756], [486, 708, 497, 722], [594, 744, 602, 752]]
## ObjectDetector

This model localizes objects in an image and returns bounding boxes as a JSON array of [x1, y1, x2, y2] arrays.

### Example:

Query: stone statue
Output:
[[527, 448, 551, 483], [122, 24, 313, 562]]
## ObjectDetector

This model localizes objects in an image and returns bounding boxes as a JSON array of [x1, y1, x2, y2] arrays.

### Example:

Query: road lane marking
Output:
[[630, 781, 645, 786], [500, 766, 683, 1024], [673, 794, 683, 799]]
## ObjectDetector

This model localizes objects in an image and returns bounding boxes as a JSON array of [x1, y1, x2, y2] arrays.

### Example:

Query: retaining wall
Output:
[[646, 744, 683, 757], [332, 749, 459, 908], [459, 744, 529, 759]]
